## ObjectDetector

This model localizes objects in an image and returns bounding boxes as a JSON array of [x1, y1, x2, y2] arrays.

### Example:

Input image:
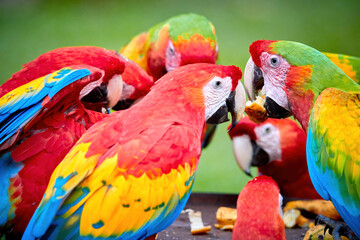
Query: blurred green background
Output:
[[1, 0, 359, 194]]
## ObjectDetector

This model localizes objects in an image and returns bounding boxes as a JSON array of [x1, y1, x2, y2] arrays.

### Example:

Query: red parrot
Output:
[[0, 46, 127, 238], [23, 63, 246, 240], [233, 175, 285, 240], [228, 116, 321, 199], [113, 13, 219, 111], [120, 13, 218, 81]]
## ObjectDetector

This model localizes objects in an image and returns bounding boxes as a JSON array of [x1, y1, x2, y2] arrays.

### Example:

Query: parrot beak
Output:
[[232, 135, 253, 176], [244, 57, 264, 101], [81, 83, 108, 104], [244, 57, 292, 119], [264, 97, 292, 119], [81, 74, 123, 111], [206, 81, 246, 126], [228, 82, 246, 131], [112, 99, 135, 110], [232, 135, 270, 176]]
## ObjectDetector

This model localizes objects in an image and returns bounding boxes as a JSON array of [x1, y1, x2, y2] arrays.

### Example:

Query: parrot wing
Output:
[[307, 87, 360, 235], [0, 68, 91, 149], [323, 52, 360, 83], [23, 116, 198, 239]]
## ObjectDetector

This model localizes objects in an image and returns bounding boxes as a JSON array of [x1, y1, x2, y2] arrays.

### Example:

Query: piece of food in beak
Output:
[[245, 96, 268, 123]]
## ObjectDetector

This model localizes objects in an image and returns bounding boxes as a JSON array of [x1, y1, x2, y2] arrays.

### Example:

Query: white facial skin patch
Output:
[[254, 123, 281, 162], [203, 76, 233, 121], [165, 40, 181, 72], [120, 82, 135, 100], [260, 52, 291, 111]]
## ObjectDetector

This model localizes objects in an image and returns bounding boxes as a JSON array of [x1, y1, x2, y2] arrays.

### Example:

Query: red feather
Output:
[[0, 47, 124, 237], [229, 116, 321, 199], [0, 46, 125, 98], [233, 176, 285, 240], [249, 40, 277, 68]]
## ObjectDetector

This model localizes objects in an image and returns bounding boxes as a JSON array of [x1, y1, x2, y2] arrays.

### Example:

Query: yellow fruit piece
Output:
[[284, 200, 341, 220], [283, 209, 301, 228], [216, 207, 237, 226]]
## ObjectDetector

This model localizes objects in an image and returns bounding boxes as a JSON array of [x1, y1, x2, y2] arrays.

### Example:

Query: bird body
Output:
[[229, 116, 320, 199], [0, 47, 126, 238], [120, 13, 218, 81], [244, 40, 360, 237], [23, 63, 245, 240], [233, 175, 285, 240]]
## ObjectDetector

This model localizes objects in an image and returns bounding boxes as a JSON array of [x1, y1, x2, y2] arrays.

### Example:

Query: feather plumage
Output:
[[0, 47, 125, 238], [23, 63, 243, 240], [245, 39, 360, 237]]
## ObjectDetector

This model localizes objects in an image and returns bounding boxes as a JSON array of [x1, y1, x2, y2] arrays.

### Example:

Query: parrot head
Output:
[[244, 40, 357, 130], [228, 116, 306, 178], [3, 47, 126, 113], [146, 13, 218, 80], [233, 175, 285, 240], [149, 63, 245, 126], [44, 46, 126, 112]]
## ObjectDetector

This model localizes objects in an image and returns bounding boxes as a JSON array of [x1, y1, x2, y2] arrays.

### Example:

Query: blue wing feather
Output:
[[307, 128, 360, 237], [0, 152, 23, 226], [22, 171, 83, 240], [0, 68, 91, 146], [0, 103, 42, 145]]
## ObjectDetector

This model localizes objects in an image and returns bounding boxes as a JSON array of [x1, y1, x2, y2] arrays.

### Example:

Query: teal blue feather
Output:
[[0, 69, 90, 145]]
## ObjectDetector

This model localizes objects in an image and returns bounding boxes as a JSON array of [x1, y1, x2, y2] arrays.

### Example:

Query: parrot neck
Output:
[[130, 86, 206, 130], [287, 62, 360, 132]]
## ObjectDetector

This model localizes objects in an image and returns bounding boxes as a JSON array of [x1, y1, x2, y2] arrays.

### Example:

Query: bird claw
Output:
[[315, 215, 359, 240]]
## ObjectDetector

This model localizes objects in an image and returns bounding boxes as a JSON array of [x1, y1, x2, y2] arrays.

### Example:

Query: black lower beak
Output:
[[112, 99, 135, 111], [206, 104, 229, 124], [206, 91, 236, 125], [81, 84, 108, 104], [250, 140, 270, 166], [264, 97, 292, 119]]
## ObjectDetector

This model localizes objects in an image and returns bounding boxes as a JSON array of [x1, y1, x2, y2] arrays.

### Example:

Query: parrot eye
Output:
[[265, 127, 271, 133], [212, 80, 222, 89], [270, 55, 280, 68], [165, 40, 180, 72], [169, 46, 175, 55]]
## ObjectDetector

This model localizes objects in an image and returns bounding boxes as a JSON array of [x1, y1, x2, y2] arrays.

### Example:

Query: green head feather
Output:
[[271, 41, 360, 96], [148, 13, 216, 43]]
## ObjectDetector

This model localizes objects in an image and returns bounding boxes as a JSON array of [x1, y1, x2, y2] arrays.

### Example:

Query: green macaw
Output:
[[244, 40, 360, 239]]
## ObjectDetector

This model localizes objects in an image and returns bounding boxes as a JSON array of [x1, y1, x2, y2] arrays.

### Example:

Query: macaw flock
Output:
[[0, 12, 359, 240]]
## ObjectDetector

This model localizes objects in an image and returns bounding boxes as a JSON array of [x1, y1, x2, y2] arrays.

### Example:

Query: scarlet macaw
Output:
[[23, 63, 246, 240]]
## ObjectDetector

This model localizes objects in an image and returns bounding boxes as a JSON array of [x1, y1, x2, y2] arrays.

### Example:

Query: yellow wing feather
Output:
[[69, 158, 195, 237], [0, 68, 73, 109], [311, 88, 360, 205]]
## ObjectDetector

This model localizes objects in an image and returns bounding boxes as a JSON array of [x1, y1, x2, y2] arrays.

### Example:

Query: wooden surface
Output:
[[158, 193, 308, 240]]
